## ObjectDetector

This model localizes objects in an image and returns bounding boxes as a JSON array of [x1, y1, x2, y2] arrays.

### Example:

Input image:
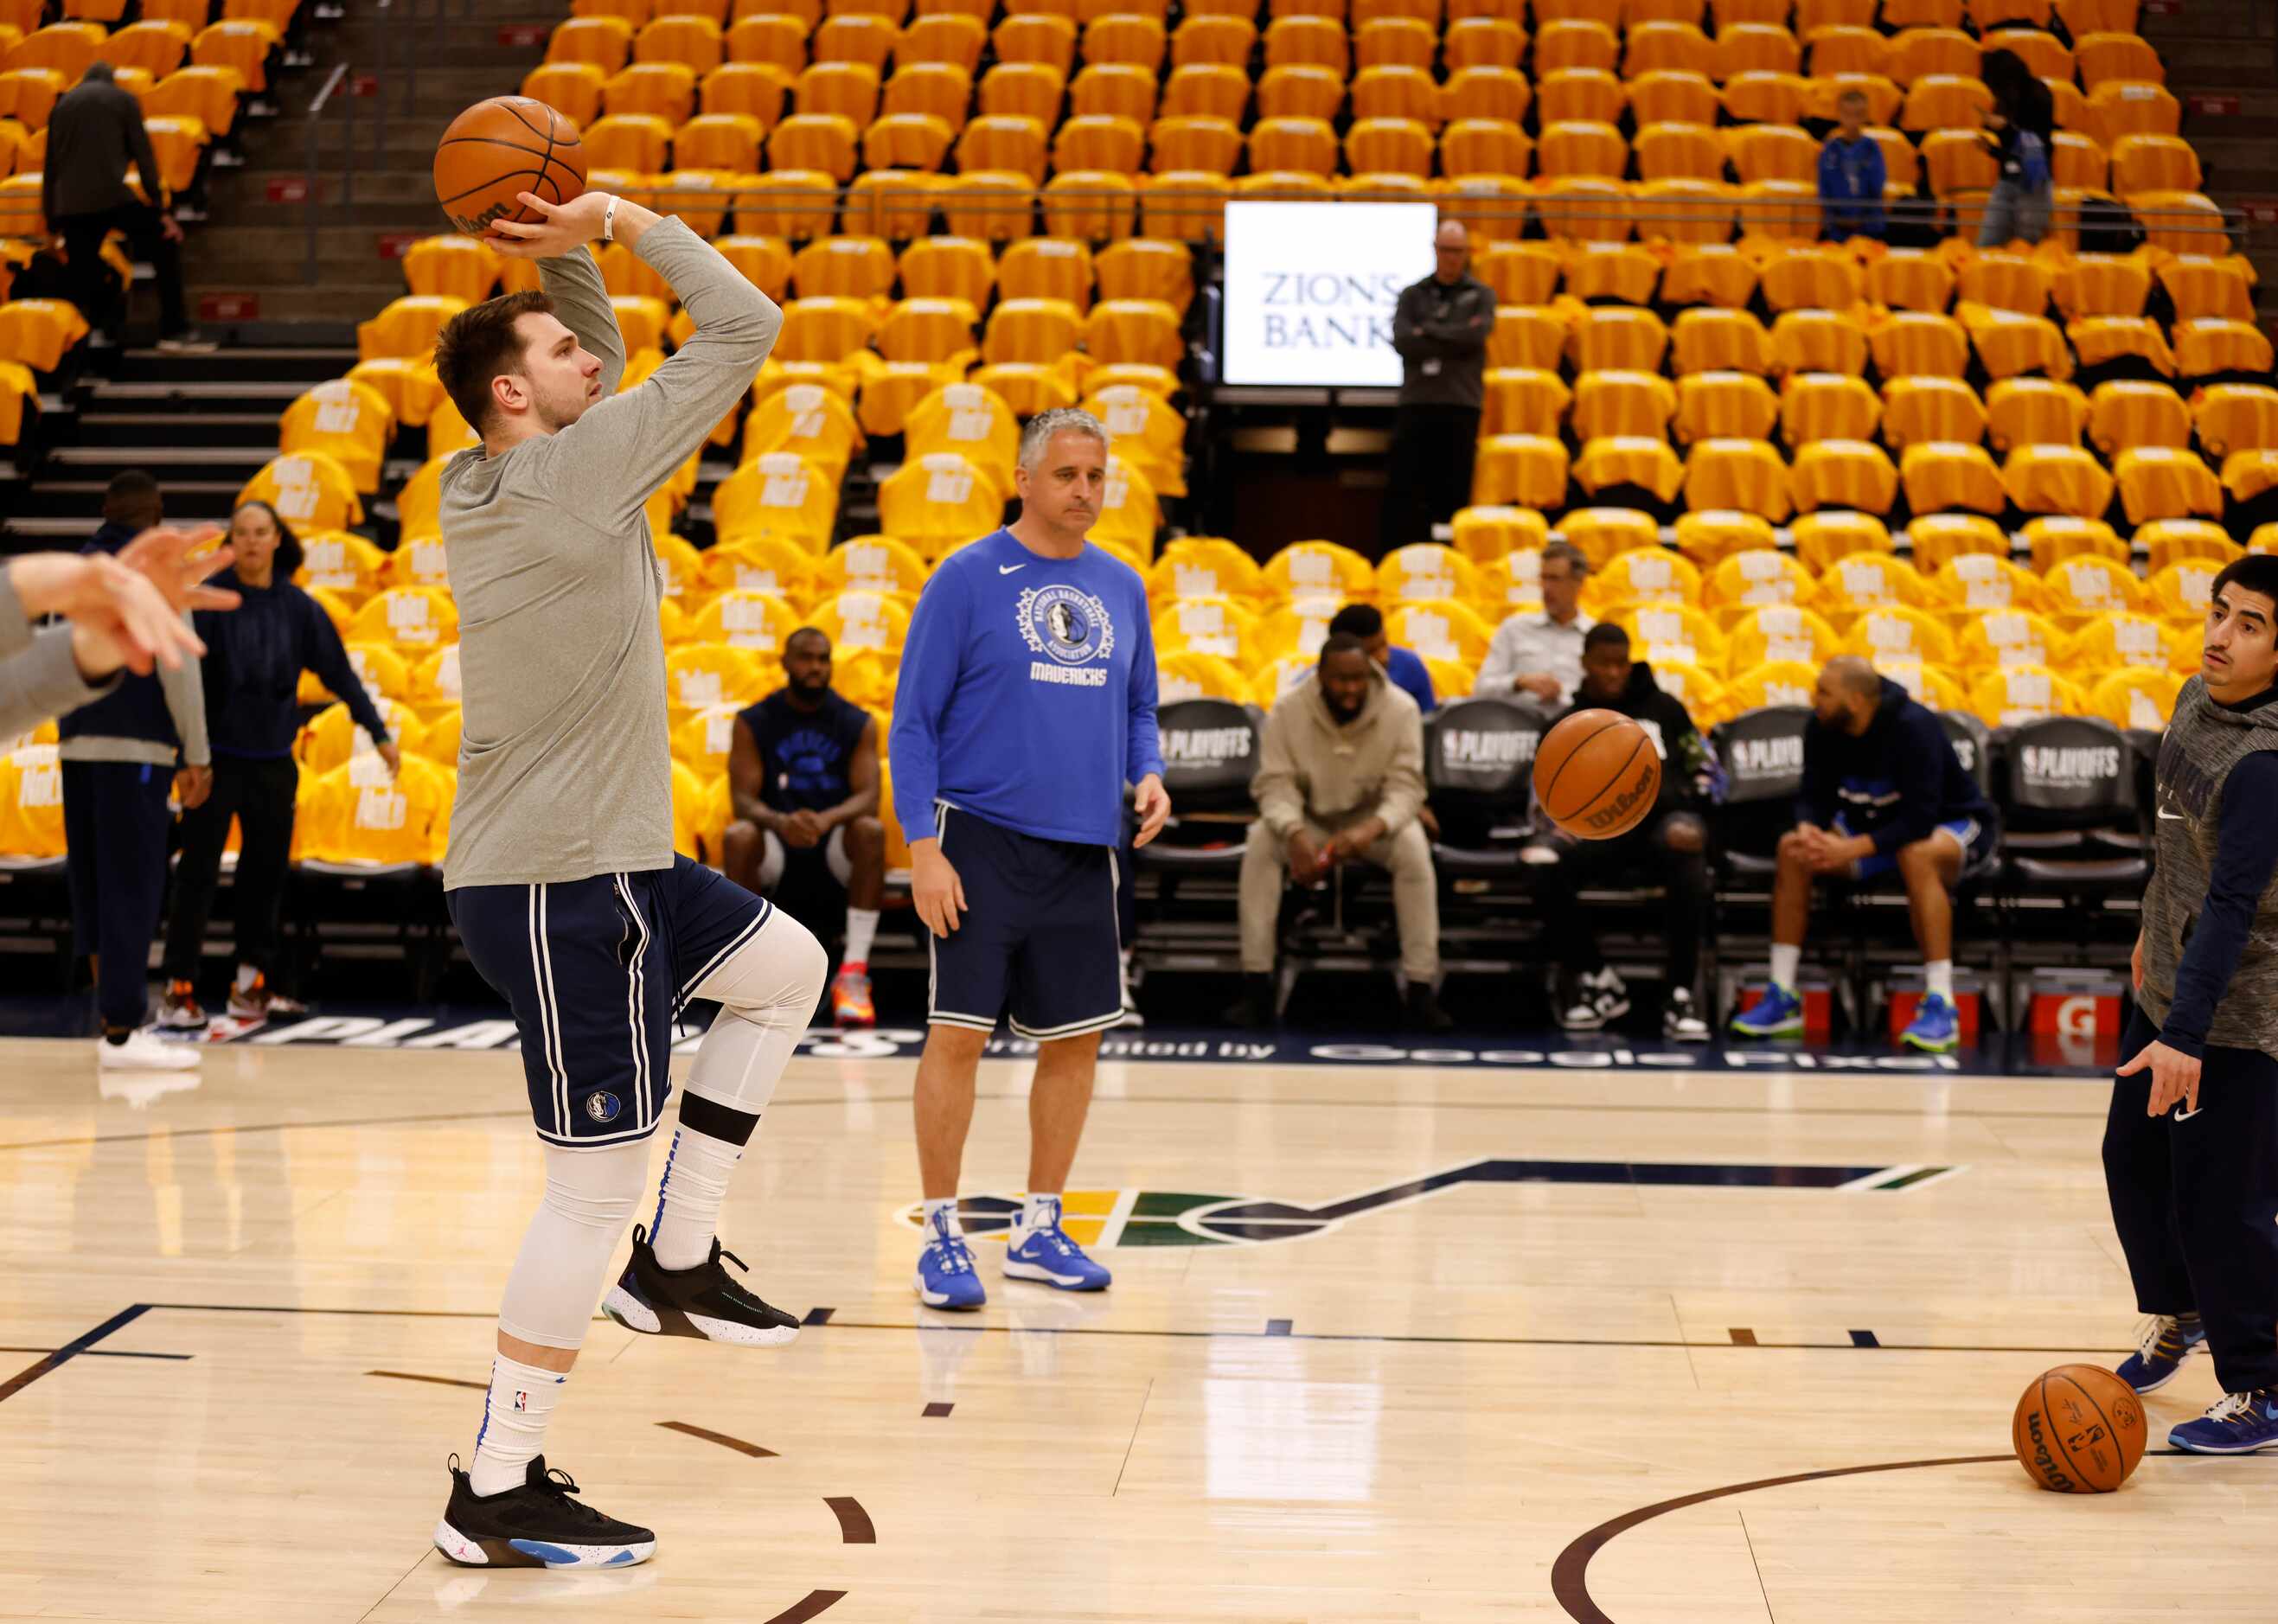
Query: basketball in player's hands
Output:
[[1534, 709, 1660, 840], [2012, 1365, 2146, 1493], [434, 97, 586, 237]]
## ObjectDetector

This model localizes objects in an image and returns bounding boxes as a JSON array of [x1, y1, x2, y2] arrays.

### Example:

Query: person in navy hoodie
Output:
[[58, 470, 214, 1073], [1818, 87, 1887, 243], [892, 407, 1170, 1311], [157, 500, 396, 1027]]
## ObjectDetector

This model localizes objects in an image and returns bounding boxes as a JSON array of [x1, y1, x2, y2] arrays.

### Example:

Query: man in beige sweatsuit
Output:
[[1236, 633, 1447, 1029]]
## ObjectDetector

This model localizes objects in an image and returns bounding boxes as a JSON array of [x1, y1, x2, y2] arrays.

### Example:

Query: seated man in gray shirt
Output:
[[426, 188, 827, 1570], [1474, 539, 1596, 712]]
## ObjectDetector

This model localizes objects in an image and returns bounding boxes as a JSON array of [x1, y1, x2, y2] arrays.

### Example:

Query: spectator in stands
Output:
[[1817, 88, 1886, 244], [1731, 655, 1995, 1053], [1233, 634, 1447, 1031], [1380, 218, 1495, 552], [1329, 602, 1435, 716], [158, 501, 394, 1031], [0, 532, 232, 740], [1980, 49, 2055, 248], [42, 61, 210, 354], [1530, 624, 1714, 1039], [1475, 540, 1595, 712], [722, 626, 886, 1029], [61, 472, 214, 1074]]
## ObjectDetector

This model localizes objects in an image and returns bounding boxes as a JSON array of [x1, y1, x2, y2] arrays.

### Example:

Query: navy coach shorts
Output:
[[449, 854, 774, 1148], [929, 805, 1121, 1042]]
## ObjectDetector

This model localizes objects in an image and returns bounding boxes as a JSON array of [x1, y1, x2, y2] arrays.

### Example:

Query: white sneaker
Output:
[[1558, 968, 1630, 1032], [1663, 987, 1710, 1041], [98, 1028, 202, 1071]]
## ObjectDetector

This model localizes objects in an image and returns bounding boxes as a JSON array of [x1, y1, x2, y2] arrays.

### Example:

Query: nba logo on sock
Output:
[[585, 1090, 622, 1124], [512, 1391, 528, 1412]]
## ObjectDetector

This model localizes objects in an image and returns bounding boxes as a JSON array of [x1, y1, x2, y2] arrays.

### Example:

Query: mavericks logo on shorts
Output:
[[585, 1090, 623, 1124], [1017, 585, 1114, 688]]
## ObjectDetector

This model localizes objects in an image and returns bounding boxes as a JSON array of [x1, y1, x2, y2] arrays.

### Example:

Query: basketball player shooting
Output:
[[425, 189, 829, 1568], [892, 409, 1170, 1310]]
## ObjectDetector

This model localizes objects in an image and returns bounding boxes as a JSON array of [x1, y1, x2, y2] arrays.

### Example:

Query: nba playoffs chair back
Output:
[[1141, 697, 1260, 879], [1424, 697, 1540, 875], [1708, 704, 1810, 881], [1993, 717, 2149, 946]]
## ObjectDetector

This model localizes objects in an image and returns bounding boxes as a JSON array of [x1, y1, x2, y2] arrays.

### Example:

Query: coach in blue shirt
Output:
[[1328, 602, 1435, 716], [891, 407, 1169, 1312]]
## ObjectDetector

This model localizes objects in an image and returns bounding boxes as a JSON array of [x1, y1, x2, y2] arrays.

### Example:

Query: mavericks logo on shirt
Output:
[[1017, 585, 1115, 688]]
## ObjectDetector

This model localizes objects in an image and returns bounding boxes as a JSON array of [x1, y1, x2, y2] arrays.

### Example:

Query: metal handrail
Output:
[[302, 61, 351, 286]]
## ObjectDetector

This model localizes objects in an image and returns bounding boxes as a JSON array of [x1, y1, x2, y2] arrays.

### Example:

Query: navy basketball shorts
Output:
[[928, 805, 1121, 1042], [449, 854, 775, 1148], [1833, 813, 1996, 882]]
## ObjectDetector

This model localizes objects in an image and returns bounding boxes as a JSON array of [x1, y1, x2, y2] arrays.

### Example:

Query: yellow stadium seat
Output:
[[739, 383, 864, 483], [1723, 657, 1822, 712], [1719, 67, 1807, 125], [1155, 595, 1260, 664], [1472, 434, 1571, 508], [2065, 608, 2169, 673], [689, 587, 803, 654], [699, 535, 816, 604], [650, 534, 707, 606], [1247, 652, 1315, 707], [1673, 510, 1780, 567], [1473, 243, 1562, 308], [1790, 440, 1897, 515], [1942, 558, 2053, 625], [1095, 238, 1194, 314], [2193, 385, 2278, 460], [665, 642, 770, 717], [1984, 376, 2089, 452], [1955, 248, 2052, 316], [1725, 124, 1816, 190], [875, 451, 1006, 543], [675, 108, 769, 171], [1880, 378, 1984, 453], [1052, 112, 1144, 179], [1558, 508, 1663, 570], [969, 361, 1078, 415], [1778, 373, 1878, 447], [2076, 29, 2162, 92], [1247, 114, 1338, 177], [1724, 603, 1840, 674], [712, 451, 841, 547], [1672, 309, 1772, 377], [975, 64, 1065, 137], [1148, 537, 1264, 606], [2083, 379, 2187, 457], [1898, 440, 2003, 515], [955, 112, 1048, 184], [897, 237, 993, 305], [400, 236, 502, 305], [1628, 17, 1716, 74], [872, 297, 982, 367], [808, 589, 912, 659], [354, 295, 465, 363], [1844, 603, 1955, 664], [2047, 253, 2146, 324], [1255, 599, 1340, 663], [2115, 447, 2223, 526], [1628, 68, 1718, 128], [1769, 310, 1866, 378], [1820, 554, 1936, 621], [1369, 543, 1476, 608], [772, 295, 873, 364], [1084, 382, 1187, 496], [979, 296, 1078, 366], [294, 531, 390, 606], [638, 15, 725, 74], [1084, 299, 1181, 368], [2086, 666, 2181, 731], [2175, 318, 2275, 381], [814, 12, 898, 71], [278, 379, 394, 496], [2157, 255, 2256, 324], [1070, 61, 1158, 124], [1684, 438, 1789, 521], [1484, 305, 1565, 372], [552, 14, 635, 68], [1444, 64, 1531, 125], [878, 65, 967, 134], [1387, 601, 1496, 668], [1438, 174, 1534, 244], [1575, 437, 1684, 504], [349, 585, 458, 653], [2069, 314, 2176, 378], [1792, 510, 1894, 573], [1476, 549, 1545, 614], [1866, 249, 1956, 317], [1583, 547, 1703, 612], [2144, 556, 2220, 623], [603, 61, 700, 121], [2022, 515, 2127, 572], [1259, 538, 1370, 606], [240, 451, 362, 531], [1758, 245, 1865, 316], [1162, 65, 1251, 126], [789, 234, 895, 302], [1673, 370, 1778, 444], [1155, 649, 1250, 703], [1629, 120, 1718, 187], [1562, 242, 1661, 306], [2224, 450, 2278, 507], [1718, 20, 1802, 75], [1084, 10, 1166, 70], [2040, 553, 2144, 620], [1444, 15, 1524, 70], [390, 457, 449, 539], [902, 381, 1019, 490], [1345, 116, 1434, 178], [1906, 512, 2007, 571], [1566, 370, 1667, 442], [1571, 307, 1669, 374], [2000, 443, 2114, 518], [1616, 604, 1727, 670], [1871, 310, 1971, 380], [1968, 663, 2083, 727], [789, 60, 877, 125], [1451, 504, 1551, 565], [1534, 16, 1616, 73]]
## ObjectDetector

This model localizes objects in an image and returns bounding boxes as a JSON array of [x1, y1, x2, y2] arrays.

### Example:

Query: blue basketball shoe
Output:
[[2169, 1388, 2278, 1455], [914, 1206, 985, 1311], [1902, 993, 1959, 1052], [1001, 1197, 1111, 1292], [1730, 983, 1804, 1038], [2116, 1314, 2205, 1395]]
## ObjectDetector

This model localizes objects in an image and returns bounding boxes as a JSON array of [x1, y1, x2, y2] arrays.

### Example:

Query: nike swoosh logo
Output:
[[2158, 809, 2184, 820], [998, 564, 1026, 574], [2175, 1106, 2204, 1121]]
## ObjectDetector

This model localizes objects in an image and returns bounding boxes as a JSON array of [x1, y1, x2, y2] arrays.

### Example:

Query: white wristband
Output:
[[601, 194, 617, 245]]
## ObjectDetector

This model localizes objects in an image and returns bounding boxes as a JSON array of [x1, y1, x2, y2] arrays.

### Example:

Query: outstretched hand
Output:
[[485, 191, 613, 259], [118, 524, 237, 617]]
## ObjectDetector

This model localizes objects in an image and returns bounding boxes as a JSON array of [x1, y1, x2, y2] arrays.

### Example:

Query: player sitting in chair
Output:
[[1529, 623, 1716, 1040], [1232, 635, 1448, 1031], [1730, 655, 1993, 1052], [720, 627, 888, 1027]]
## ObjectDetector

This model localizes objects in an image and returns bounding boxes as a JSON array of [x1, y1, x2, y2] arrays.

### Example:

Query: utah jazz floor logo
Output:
[[899, 1157, 1960, 1249]]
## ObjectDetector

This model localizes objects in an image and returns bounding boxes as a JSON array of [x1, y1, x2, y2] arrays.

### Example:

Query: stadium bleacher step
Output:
[[108, 348, 359, 387], [12, 479, 250, 523], [75, 413, 290, 451]]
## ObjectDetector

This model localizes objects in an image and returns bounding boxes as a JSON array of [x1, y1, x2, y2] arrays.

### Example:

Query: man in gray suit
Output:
[[42, 61, 209, 351]]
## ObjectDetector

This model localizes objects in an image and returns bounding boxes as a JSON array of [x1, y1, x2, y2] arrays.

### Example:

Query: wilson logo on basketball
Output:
[[1581, 763, 1658, 834]]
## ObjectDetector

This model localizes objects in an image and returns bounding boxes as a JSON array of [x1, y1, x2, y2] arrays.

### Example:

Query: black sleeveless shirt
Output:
[[738, 687, 871, 814]]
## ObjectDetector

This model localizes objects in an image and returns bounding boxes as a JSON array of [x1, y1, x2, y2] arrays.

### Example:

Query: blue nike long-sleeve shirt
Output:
[[890, 527, 1163, 848]]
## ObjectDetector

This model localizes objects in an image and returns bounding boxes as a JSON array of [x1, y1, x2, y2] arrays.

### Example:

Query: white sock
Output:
[[470, 1354, 568, 1496], [649, 1123, 746, 1271], [1769, 943, 1801, 991], [1118, 946, 1135, 1000], [1016, 1192, 1062, 1237], [234, 962, 259, 992], [924, 1195, 963, 1235], [843, 907, 879, 969], [1925, 959, 1955, 1002]]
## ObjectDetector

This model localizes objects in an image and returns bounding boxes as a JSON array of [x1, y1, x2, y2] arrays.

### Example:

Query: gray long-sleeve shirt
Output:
[[0, 569, 118, 743], [439, 219, 782, 890], [1473, 609, 1597, 710]]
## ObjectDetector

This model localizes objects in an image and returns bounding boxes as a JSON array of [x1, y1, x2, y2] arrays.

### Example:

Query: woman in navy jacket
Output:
[[159, 502, 397, 1026]]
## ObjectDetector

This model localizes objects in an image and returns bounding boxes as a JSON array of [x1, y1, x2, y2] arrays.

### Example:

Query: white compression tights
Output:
[[493, 911, 828, 1347]]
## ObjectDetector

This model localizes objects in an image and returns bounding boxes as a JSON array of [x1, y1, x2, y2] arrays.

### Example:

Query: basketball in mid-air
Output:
[[434, 97, 586, 237], [2011, 1365, 2146, 1493], [1533, 709, 1661, 840]]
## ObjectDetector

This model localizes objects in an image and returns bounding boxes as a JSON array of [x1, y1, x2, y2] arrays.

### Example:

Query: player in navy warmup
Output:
[[891, 408, 1170, 1309]]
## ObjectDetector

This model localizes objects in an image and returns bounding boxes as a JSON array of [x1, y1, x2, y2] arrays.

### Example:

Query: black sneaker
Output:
[[1225, 972, 1275, 1029], [601, 1224, 800, 1346], [433, 1455, 655, 1569], [1405, 982, 1456, 1032]]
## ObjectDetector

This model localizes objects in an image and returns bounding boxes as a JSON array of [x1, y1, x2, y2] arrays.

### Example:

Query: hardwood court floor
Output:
[[3, 1033, 2273, 1622]]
